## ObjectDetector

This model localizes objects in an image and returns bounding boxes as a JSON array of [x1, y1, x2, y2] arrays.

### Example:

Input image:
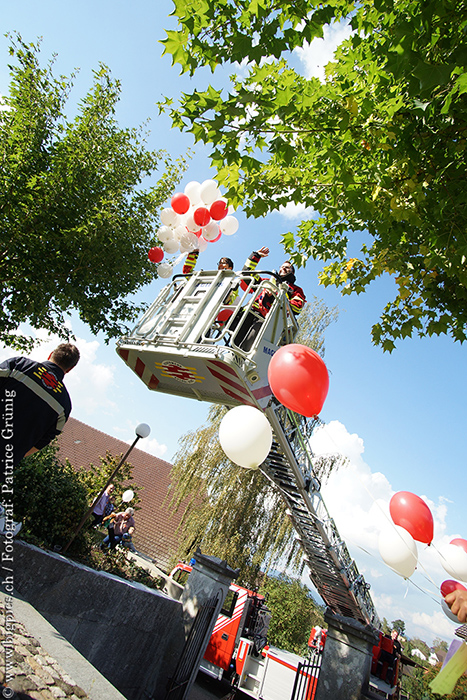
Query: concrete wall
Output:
[[315, 610, 379, 700], [12, 541, 185, 700]]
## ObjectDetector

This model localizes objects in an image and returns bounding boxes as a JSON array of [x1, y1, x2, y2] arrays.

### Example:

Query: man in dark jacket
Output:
[[0, 343, 79, 536], [0, 342, 80, 471]]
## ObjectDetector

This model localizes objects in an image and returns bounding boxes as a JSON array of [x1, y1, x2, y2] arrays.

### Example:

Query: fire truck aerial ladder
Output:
[[116, 268, 380, 628]]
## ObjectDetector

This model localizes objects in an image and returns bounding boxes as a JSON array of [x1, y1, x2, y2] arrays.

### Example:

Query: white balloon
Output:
[[200, 179, 221, 205], [158, 225, 174, 243], [185, 214, 200, 233], [122, 489, 134, 503], [441, 598, 461, 623], [227, 204, 235, 215], [219, 216, 239, 236], [202, 221, 221, 241], [160, 208, 179, 226], [198, 236, 209, 252], [157, 262, 173, 279], [173, 224, 188, 241], [184, 180, 202, 205], [378, 524, 418, 578], [180, 232, 198, 251], [219, 405, 273, 469], [439, 543, 467, 582], [163, 239, 180, 254]]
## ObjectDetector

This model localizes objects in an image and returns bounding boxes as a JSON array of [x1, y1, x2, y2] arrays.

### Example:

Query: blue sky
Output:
[[2, 1, 467, 645]]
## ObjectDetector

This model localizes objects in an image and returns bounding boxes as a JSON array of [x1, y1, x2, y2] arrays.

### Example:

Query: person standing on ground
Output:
[[0, 342, 80, 537], [0, 343, 80, 469], [91, 483, 115, 527]]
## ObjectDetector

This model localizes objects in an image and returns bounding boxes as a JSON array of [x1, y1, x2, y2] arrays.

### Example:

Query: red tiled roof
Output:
[[57, 417, 184, 571]]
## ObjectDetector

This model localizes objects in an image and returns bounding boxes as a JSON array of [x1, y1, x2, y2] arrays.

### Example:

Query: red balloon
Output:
[[267, 344, 329, 417], [389, 492, 434, 544], [208, 230, 222, 243], [148, 246, 164, 263], [171, 192, 190, 215], [440, 579, 467, 598], [193, 206, 211, 227], [450, 538, 467, 555], [210, 199, 228, 221]]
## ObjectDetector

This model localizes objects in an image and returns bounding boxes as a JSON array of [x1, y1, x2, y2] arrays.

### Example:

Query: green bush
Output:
[[260, 573, 325, 655], [13, 443, 88, 548]]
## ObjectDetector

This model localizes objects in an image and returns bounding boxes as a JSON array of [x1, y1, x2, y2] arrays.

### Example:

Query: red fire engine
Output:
[[168, 563, 321, 700]]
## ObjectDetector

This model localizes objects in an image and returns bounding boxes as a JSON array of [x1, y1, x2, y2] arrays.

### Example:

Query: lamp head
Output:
[[135, 423, 151, 439]]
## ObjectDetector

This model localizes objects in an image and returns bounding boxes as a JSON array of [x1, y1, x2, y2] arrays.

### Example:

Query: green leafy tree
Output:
[[73, 451, 143, 513], [162, 0, 467, 350], [410, 637, 431, 659], [260, 573, 325, 654], [169, 299, 343, 586], [381, 617, 391, 635], [391, 618, 406, 636], [13, 443, 89, 547], [432, 637, 449, 655], [0, 34, 186, 351]]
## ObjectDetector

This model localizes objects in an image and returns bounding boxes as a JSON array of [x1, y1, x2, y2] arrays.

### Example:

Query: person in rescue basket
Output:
[[183, 249, 234, 274], [233, 246, 306, 351]]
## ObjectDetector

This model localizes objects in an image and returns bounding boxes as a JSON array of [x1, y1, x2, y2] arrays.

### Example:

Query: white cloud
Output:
[[0, 324, 118, 418], [274, 201, 316, 221], [411, 609, 458, 641], [134, 437, 168, 459], [294, 20, 353, 82], [308, 420, 460, 642]]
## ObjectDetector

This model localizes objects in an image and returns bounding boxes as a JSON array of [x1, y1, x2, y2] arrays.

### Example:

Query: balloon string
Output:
[[407, 577, 443, 606], [345, 532, 442, 607], [318, 423, 440, 591]]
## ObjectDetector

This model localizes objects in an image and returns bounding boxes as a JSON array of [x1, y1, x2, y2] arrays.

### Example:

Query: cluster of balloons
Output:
[[147, 179, 239, 278], [219, 405, 273, 469], [378, 490, 467, 622], [267, 344, 329, 417]]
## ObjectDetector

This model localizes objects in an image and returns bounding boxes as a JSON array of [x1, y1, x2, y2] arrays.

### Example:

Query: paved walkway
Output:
[[0, 585, 126, 700]]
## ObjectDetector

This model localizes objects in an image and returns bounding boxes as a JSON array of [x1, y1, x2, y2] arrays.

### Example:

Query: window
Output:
[[220, 590, 238, 618]]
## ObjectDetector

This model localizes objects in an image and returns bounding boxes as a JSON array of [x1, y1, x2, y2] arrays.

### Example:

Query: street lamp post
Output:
[[62, 423, 151, 554]]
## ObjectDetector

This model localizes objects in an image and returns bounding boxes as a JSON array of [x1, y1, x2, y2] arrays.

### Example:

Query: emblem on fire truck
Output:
[[154, 360, 205, 384]]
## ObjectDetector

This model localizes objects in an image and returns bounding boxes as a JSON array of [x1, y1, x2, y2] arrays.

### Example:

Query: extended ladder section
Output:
[[116, 271, 379, 626], [263, 404, 379, 626]]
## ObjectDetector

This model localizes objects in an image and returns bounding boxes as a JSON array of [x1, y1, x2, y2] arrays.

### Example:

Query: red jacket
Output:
[[243, 251, 306, 317]]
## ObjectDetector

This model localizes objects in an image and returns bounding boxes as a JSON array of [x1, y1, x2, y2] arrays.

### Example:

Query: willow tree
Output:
[[169, 298, 344, 586]]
